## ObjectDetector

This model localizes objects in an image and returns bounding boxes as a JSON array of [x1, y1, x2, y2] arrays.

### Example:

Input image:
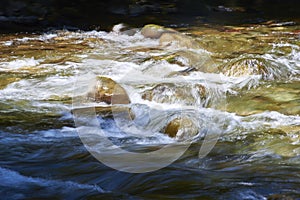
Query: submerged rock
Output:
[[164, 117, 198, 139], [147, 50, 218, 74], [87, 76, 130, 104], [141, 24, 177, 39], [0, 75, 21, 89], [251, 129, 300, 157], [220, 57, 283, 79], [223, 82, 300, 116], [150, 53, 188, 67], [159, 32, 202, 49], [174, 50, 217, 73]]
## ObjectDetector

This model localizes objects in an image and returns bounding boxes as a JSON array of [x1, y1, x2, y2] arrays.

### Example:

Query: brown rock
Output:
[[87, 76, 130, 104], [164, 117, 198, 139], [141, 24, 177, 39]]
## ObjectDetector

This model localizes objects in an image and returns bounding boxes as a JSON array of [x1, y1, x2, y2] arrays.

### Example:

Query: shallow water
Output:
[[0, 22, 300, 199]]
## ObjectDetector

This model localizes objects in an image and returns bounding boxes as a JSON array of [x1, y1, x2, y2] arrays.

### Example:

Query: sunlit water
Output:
[[0, 22, 300, 199]]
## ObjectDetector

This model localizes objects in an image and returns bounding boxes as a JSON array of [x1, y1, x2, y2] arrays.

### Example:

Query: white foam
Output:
[[3, 41, 13, 46], [0, 75, 76, 101], [0, 58, 40, 70]]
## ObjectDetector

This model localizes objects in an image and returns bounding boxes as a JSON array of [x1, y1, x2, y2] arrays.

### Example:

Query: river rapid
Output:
[[0, 22, 300, 199]]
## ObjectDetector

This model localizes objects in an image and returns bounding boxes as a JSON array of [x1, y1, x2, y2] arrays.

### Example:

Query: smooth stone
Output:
[[141, 24, 177, 39], [87, 76, 130, 104]]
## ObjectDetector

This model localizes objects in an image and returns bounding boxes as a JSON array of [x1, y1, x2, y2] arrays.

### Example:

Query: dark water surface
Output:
[[1, 0, 300, 32]]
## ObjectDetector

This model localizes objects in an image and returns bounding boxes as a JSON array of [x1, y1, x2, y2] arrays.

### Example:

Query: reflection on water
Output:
[[0, 21, 300, 199]]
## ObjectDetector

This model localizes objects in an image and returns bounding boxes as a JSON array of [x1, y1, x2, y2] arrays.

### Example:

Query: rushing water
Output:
[[0, 22, 300, 199]]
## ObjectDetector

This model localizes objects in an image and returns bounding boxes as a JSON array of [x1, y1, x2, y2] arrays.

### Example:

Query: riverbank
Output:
[[1, 0, 300, 33]]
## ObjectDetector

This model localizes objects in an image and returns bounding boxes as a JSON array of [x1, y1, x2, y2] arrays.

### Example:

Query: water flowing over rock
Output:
[[141, 24, 177, 39], [220, 57, 284, 80], [147, 50, 217, 74], [142, 83, 207, 107], [112, 24, 139, 36], [172, 50, 217, 73], [87, 76, 130, 105], [1, 16, 300, 199]]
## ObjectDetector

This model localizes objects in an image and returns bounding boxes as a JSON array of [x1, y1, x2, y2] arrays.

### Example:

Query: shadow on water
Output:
[[0, 0, 300, 33]]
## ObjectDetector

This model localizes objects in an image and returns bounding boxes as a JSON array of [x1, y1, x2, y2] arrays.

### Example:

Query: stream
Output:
[[0, 21, 300, 199]]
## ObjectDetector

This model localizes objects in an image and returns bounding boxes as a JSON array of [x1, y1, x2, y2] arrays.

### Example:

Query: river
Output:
[[0, 21, 300, 199]]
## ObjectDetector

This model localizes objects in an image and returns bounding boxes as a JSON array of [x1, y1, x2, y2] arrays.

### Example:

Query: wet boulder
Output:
[[141, 24, 177, 39], [164, 117, 198, 140], [87, 76, 130, 105]]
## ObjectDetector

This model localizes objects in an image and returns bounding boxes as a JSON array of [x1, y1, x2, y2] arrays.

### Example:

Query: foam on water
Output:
[[0, 76, 75, 101], [99, 30, 159, 48], [23, 33, 57, 41], [0, 57, 40, 71]]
